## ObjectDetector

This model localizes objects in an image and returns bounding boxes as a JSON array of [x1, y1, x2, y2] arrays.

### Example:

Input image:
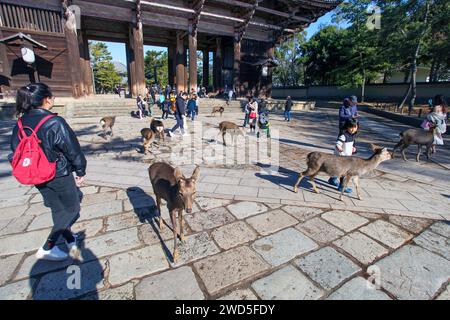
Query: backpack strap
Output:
[[34, 114, 56, 133]]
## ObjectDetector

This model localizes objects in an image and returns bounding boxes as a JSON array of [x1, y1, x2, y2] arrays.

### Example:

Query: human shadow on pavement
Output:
[[126, 187, 173, 261], [30, 231, 105, 300]]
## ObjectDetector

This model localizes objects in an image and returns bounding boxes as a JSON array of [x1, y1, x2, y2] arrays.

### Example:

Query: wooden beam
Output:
[[202, 49, 209, 89], [128, 0, 145, 97], [234, 0, 258, 43]]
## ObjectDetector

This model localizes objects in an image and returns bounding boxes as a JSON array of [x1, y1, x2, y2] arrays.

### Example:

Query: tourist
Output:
[[228, 88, 234, 103], [285, 96, 293, 122], [426, 95, 447, 153], [147, 91, 155, 117], [136, 94, 145, 119], [10, 83, 87, 261], [169, 92, 188, 137], [187, 94, 198, 121], [248, 97, 258, 133], [328, 118, 358, 193], [338, 98, 357, 135], [243, 97, 251, 127]]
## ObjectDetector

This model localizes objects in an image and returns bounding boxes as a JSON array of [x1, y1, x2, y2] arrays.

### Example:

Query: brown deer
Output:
[[100, 116, 116, 139], [216, 121, 246, 146], [392, 125, 437, 162], [141, 128, 155, 155], [211, 106, 225, 117], [149, 162, 200, 262], [150, 118, 165, 142], [293, 144, 393, 201]]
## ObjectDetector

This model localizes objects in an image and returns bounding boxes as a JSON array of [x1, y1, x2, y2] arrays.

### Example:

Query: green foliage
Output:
[[89, 42, 122, 93], [144, 50, 169, 86], [273, 0, 450, 88]]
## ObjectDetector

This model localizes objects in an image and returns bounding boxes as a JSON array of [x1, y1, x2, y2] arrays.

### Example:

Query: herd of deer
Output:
[[98, 111, 438, 261]]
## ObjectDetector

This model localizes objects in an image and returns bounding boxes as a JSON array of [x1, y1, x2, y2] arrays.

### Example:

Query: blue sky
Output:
[[92, 8, 343, 64]]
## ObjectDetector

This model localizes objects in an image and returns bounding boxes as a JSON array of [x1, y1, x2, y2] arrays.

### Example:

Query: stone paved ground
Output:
[[0, 103, 449, 300]]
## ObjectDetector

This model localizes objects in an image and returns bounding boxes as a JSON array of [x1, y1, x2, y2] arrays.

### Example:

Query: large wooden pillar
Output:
[[168, 44, 176, 87], [202, 49, 209, 89], [213, 37, 223, 90], [0, 28, 11, 96], [63, 2, 83, 98], [78, 30, 93, 96], [128, 27, 145, 97], [189, 29, 198, 93], [265, 46, 275, 99], [176, 31, 185, 93], [233, 39, 241, 97]]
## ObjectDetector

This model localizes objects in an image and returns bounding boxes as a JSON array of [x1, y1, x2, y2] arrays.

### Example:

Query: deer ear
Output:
[[174, 167, 184, 183], [191, 165, 200, 181], [370, 143, 382, 152]]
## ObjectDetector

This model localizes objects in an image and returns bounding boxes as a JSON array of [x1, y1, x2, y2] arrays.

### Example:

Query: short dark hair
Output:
[[343, 98, 351, 108], [343, 118, 358, 130], [433, 95, 447, 113], [16, 83, 53, 116]]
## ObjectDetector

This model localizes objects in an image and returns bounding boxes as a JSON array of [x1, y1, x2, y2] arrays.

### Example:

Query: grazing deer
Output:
[[100, 116, 116, 139], [149, 162, 200, 262], [207, 90, 220, 99], [392, 125, 437, 162], [141, 128, 155, 155], [216, 121, 246, 146], [211, 106, 225, 117], [150, 118, 165, 142], [293, 144, 393, 201]]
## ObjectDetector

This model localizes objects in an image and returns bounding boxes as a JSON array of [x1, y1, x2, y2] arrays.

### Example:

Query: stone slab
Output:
[[252, 228, 318, 267], [195, 197, 233, 211], [327, 277, 392, 300], [217, 289, 258, 300], [296, 218, 344, 244], [413, 230, 450, 260], [321, 210, 369, 232], [251, 265, 324, 300], [194, 246, 270, 296], [227, 201, 268, 219], [246, 209, 298, 236], [359, 220, 413, 249], [211, 221, 257, 250], [0, 253, 23, 286], [185, 207, 235, 232], [281, 205, 324, 222], [388, 216, 432, 234], [295, 247, 361, 290]]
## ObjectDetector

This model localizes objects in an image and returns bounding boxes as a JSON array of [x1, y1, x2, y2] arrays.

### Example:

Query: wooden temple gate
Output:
[[0, 0, 340, 99]]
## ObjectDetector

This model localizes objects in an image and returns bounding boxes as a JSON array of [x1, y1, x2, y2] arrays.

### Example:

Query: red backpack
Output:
[[11, 114, 56, 185]]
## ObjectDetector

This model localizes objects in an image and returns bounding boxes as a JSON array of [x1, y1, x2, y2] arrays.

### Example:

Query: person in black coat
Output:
[[285, 96, 293, 121], [168, 92, 188, 137], [9, 83, 87, 261]]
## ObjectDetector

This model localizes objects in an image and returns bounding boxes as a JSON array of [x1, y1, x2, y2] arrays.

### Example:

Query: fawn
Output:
[[211, 106, 225, 117], [99, 116, 116, 139], [149, 162, 200, 262], [150, 118, 165, 142], [216, 121, 246, 146], [141, 128, 155, 155], [293, 144, 393, 201], [393, 125, 437, 162]]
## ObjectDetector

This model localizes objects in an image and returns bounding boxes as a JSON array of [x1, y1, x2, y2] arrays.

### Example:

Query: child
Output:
[[426, 95, 447, 153], [328, 119, 358, 193], [136, 94, 145, 119], [248, 97, 258, 133], [187, 94, 198, 121]]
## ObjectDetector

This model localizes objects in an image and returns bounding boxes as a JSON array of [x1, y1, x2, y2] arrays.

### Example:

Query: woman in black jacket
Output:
[[10, 83, 87, 261], [284, 96, 293, 122]]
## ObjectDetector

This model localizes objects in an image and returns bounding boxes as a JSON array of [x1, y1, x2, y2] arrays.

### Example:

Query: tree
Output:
[[144, 50, 169, 87], [89, 42, 121, 94], [273, 32, 306, 87]]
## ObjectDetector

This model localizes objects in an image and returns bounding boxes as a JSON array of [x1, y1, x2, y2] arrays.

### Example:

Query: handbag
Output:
[[421, 119, 431, 130], [249, 111, 257, 119]]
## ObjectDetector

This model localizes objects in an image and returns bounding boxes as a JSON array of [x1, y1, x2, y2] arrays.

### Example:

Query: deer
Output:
[[216, 121, 246, 146], [150, 118, 165, 142], [293, 144, 393, 201], [141, 128, 156, 155], [392, 125, 437, 162], [99, 116, 116, 139], [211, 106, 225, 117], [149, 162, 200, 262]]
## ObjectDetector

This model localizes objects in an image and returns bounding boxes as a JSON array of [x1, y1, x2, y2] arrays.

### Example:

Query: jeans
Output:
[[171, 113, 184, 132], [191, 111, 196, 121], [36, 174, 82, 245], [243, 113, 250, 127], [284, 110, 291, 121]]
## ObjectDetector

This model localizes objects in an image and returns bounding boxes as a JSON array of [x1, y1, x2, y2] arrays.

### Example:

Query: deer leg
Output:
[[222, 132, 227, 146], [110, 127, 114, 137], [310, 176, 320, 194], [170, 210, 178, 262], [339, 175, 351, 202], [178, 210, 185, 242], [157, 196, 164, 230], [293, 173, 304, 193], [401, 146, 408, 161], [353, 176, 363, 200], [416, 145, 422, 163]]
